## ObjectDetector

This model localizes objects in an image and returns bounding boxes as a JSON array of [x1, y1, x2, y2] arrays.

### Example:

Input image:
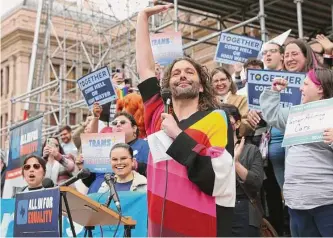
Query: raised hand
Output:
[[140, 4, 173, 18], [92, 102, 102, 118], [272, 78, 288, 92], [234, 137, 245, 162], [316, 34, 333, 55], [233, 63, 243, 77]]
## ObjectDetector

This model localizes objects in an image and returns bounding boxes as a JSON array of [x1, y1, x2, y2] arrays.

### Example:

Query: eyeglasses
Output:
[[23, 164, 42, 170], [213, 78, 229, 84], [262, 49, 279, 55], [111, 120, 127, 126]]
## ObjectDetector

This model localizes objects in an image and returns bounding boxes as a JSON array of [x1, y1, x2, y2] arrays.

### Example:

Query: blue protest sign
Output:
[[13, 188, 60, 237], [1, 191, 148, 237], [247, 69, 306, 110], [77, 67, 117, 109], [3, 116, 43, 198], [214, 32, 263, 64]]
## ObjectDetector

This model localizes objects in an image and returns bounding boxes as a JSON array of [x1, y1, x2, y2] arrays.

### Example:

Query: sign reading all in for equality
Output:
[[282, 98, 333, 147], [247, 69, 306, 111], [81, 133, 125, 173], [14, 188, 60, 237], [214, 32, 263, 64], [150, 32, 183, 66], [77, 66, 117, 109]]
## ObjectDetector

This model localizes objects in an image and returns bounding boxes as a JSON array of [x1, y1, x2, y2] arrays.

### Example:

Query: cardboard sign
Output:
[[151, 32, 183, 66], [81, 133, 125, 173], [247, 69, 306, 111], [282, 98, 333, 147], [214, 32, 263, 64], [77, 67, 117, 109]]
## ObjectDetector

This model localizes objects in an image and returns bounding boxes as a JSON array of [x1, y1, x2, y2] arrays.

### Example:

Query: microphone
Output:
[[161, 88, 172, 113], [104, 173, 121, 212], [42, 178, 55, 188], [58, 168, 91, 187]]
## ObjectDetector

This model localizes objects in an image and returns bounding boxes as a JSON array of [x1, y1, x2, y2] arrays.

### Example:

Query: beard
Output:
[[170, 80, 201, 100]]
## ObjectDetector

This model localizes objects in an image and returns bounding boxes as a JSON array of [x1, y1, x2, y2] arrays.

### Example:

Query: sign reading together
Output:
[[247, 69, 306, 111], [214, 32, 263, 64], [77, 67, 118, 109]]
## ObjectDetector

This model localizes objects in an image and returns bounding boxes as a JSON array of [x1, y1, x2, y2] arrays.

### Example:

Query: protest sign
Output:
[[214, 32, 263, 64], [282, 98, 333, 147], [1, 191, 148, 237], [151, 32, 183, 66], [3, 116, 43, 198], [81, 133, 125, 173], [14, 188, 60, 237], [77, 67, 117, 109], [247, 69, 306, 110]]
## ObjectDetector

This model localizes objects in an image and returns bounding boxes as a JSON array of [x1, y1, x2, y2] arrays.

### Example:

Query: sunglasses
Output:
[[111, 120, 127, 126], [23, 164, 42, 170]]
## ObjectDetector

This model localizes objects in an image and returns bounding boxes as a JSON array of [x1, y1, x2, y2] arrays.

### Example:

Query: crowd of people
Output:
[[1, 3, 333, 237]]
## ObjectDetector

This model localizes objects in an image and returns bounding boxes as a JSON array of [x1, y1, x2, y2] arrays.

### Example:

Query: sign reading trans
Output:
[[14, 188, 60, 237], [77, 66, 118, 109], [247, 69, 306, 111], [214, 33, 263, 64], [150, 32, 183, 66]]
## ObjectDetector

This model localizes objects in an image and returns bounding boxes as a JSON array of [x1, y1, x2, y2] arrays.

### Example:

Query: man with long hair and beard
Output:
[[136, 4, 235, 237]]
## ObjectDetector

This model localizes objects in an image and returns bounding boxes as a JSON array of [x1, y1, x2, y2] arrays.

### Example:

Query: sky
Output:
[[0, 0, 149, 20]]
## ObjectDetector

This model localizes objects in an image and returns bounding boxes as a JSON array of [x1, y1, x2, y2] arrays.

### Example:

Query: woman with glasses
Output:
[[211, 67, 253, 137], [42, 137, 75, 185], [98, 143, 147, 193], [20, 154, 47, 192]]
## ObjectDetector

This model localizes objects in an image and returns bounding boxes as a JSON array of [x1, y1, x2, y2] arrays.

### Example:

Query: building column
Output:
[[8, 56, 16, 123], [2, 65, 8, 99]]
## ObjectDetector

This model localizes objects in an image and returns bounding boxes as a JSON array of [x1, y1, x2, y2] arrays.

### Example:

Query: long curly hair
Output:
[[116, 93, 146, 138], [161, 57, 220, 111]]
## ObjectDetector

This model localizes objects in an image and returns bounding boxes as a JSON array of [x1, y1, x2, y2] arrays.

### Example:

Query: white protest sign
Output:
[[81, 133, 125, 173], [282, 98, 333, 147], [150, 32, 183, 66]]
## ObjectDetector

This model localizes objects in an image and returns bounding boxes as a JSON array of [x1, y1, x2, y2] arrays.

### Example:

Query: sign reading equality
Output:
[[247, 69, 306, 111], [214, 32, 263, 65], [77, 67, 118, 109], [282, 98, 333, 147], [14, 188, 60, 237]]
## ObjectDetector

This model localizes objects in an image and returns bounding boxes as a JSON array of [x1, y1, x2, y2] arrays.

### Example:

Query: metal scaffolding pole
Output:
[[259, 0, 267, 42], [294, 0, 304, 38], [183, 15, 262, 50], [174, 0, 179, 31]]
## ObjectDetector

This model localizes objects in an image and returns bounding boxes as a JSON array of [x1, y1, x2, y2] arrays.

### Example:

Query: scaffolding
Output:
[[1, 0, 333, 142]]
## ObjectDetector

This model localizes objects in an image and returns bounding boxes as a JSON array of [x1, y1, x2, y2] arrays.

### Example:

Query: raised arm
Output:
[[136, 4, 172, 80], [259, 78, 289, 132]]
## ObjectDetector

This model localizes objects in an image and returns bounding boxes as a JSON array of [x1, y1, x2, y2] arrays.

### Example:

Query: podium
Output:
[[59, 186, 136, 237]]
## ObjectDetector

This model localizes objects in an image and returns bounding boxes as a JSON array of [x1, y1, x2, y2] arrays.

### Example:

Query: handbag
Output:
[[237, 179, 278, 237]]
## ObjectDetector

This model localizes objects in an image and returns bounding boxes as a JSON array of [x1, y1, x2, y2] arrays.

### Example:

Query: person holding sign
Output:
[[211, 67, 253, 137], [98, 143, 147, 193], [136, 4, 235, 237], [259, 68, 333, 237]]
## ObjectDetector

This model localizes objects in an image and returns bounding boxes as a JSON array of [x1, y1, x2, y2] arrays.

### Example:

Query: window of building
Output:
[[69, 113, 76, 125], [50, 112, 59, 126], [66, 66, 76, 91], [0, 69, 3, 97], [50, 64, 60, 81], [82, 113, 88, 122], [6, 66, 9, 95]]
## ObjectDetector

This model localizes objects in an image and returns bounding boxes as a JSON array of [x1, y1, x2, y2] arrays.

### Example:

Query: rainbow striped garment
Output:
[[138, 77, 236, 237]]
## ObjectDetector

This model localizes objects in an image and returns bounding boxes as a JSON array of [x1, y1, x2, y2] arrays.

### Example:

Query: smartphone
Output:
[[47, 138, 56, 148]]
